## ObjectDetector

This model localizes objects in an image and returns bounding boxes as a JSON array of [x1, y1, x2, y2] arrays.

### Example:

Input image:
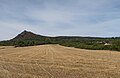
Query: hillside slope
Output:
[[12, 30, 46, 40]]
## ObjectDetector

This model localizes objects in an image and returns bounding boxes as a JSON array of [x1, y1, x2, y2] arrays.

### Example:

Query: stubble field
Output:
[[0, 44, 120, 78]]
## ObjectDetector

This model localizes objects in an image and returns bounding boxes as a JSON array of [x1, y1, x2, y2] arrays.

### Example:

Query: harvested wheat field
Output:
[[0, 44, 120, 78]]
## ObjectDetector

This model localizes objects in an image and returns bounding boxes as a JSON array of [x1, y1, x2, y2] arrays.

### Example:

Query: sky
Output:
[[0, 0, 120, 40]]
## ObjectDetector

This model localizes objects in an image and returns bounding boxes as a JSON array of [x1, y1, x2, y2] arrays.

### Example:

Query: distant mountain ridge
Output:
[[11, 30, 105, 41], [11, 30, 114, 40]]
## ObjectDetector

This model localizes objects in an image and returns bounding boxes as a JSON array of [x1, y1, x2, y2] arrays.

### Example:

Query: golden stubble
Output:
[[0, 44, 120, 78]]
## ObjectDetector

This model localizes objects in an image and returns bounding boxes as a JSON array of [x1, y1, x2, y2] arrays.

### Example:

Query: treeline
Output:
[[0, 37, 56, 47], [1, 37, 120, 51], [14, 39, 56, 47], [58, 39, 120, 51]]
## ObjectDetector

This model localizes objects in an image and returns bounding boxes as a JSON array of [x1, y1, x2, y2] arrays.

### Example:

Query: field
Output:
[[0, 44, 120, 78]]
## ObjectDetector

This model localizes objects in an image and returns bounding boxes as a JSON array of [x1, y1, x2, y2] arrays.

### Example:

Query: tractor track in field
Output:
[[0, 45, 120, 78]]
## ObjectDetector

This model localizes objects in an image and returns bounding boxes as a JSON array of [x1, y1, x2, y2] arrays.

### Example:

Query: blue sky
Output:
[[0, 0, 120, 40]]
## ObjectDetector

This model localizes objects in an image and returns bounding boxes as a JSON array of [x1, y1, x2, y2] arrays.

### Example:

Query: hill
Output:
[[0, 30, 49, 46], [0, 30, 120, 51], [12, 30, 45, 40]]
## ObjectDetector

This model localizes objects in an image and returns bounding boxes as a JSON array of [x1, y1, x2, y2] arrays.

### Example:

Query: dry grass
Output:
[[0, 44, 120, 78]]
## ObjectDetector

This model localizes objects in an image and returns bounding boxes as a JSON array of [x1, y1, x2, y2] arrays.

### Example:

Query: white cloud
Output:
[[0, 0, 120, 40]]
